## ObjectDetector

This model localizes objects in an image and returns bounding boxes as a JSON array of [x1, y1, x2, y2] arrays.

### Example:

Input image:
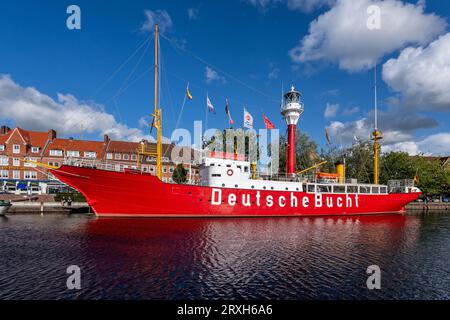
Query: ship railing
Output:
[[63, 159, 144, 173]]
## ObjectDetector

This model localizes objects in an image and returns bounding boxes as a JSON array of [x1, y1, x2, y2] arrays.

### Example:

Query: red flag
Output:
[[263, 114, 275, 129], [225, 99, 235, 125]]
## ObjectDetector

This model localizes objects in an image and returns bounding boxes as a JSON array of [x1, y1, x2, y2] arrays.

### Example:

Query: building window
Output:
[[0, 145, 5, 151], [24, 157, 37, 167], [163, 167, 167, 173], [150, 166, 155, 172], [106, 153, 113, 160], [50, 149, 63, 156], [31, 147, 39, 153], [48, 162, 60, 167], [13, 144, 20, 154], [115, 153, 121, 160], [142, 166, 148, 172], [169, 167, 174, 173], [13, 171, 20, 180], [0, 156, 8, 166], [13, 158, 20, 166], [123, 154, 129, 160], [84, 151, 97, 158], [131, 154, 137, 161], [67, 150, 80, 157], [0, 170, 8, 178], [24, 171, 37, 180]]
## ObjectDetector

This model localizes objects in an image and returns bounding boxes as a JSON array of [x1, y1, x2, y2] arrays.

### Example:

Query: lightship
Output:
[[48, 24, 421, 217]]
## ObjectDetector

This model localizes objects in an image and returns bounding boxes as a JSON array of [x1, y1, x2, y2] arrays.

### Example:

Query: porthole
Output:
[[251, 186, 254, 189], [271, 187, 274, 190], [222, 183, 225, 187], [263, 186, 266, 190], [235, 185, 238, 188], [285, 187, 289, 191]]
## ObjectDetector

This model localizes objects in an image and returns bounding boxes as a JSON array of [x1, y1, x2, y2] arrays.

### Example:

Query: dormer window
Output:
[[67, 150, 80, 157], [50, 149, 63, 156], [84, 151, 97, 158], [31, 147, 39, 153], [0, 145, 5, 151]]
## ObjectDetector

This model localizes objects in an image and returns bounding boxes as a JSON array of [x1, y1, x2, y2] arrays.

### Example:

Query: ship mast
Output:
[[154, 24, 163, 180], [138, 24, 163, 178], [371, 65, 382, 185]]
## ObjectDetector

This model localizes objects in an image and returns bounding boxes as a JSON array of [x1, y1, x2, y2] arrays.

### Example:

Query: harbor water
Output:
[[0, 213, 449, 299]]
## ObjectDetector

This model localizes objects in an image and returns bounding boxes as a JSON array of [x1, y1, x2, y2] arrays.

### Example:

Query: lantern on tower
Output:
[[281, 85, 304, 176]]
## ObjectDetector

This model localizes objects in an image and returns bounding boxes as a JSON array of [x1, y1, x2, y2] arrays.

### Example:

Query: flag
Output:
[[186, 84, 193, 100], [243, 107, 254, 129], [263, 114, 275, 129], [225, 99, 234, 125], [325, 128, 332, 145], [207, 95, 215, 113]]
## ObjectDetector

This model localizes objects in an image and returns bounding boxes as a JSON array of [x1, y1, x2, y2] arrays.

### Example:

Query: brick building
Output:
[[0, 125, 200, 194]]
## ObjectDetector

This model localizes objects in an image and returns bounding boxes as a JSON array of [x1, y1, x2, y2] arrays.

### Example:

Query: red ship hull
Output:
[[50, 165, 420, 217]]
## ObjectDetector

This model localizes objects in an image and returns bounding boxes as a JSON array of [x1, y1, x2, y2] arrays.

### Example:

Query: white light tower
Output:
[[281, 85, 304, 176]]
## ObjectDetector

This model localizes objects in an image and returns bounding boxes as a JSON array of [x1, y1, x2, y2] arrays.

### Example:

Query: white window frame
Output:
[[24, 171, 37, 180], [13, 158, 20, 166], [0, 170, 8, 178], [31, 147, 39, 153], [131, 154, 137, 161], [106, 153, 113, 160], [0, 156, 8, 166], [84, 151, 97, 158], [13, 170, 20, 180], [49, 149, 63, 157], [115, 153, 121, 160], [123, 154, 129, 160], [24, 157, 37, 168], [0, 145, 5, 151], [13, 144, 20, 154], [67, 150, 80, 158]]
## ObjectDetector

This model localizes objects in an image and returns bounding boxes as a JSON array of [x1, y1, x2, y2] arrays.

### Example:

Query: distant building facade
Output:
[[0, 125, 200, 194]]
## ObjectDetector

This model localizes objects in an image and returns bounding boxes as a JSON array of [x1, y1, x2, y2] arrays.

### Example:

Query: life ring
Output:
[[227, 169, 233, 176]]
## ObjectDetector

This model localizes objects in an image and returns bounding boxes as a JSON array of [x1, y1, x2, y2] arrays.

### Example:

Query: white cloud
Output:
[[327, 114, 447, 155], [141, 10, 173, 33], [187, 8, 199, 20], [383, 33, 450, 111], [0, 75, 153, 142], [383, 133, 450, 155], [205, 66, 225, 83], [289, 0, 446, 72], [343, 106, 359, 115], [324, 103, 339, 118], [268, 67, 280, 79]]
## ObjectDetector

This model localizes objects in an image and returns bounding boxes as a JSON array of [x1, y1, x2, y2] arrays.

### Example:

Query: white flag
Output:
[[207, 96, 215, 113], [244, 107, 254, 129]]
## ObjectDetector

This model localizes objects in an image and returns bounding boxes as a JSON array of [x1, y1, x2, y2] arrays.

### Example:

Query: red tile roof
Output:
[[0, 128, 49, 148], [44, 138, 106, 158]]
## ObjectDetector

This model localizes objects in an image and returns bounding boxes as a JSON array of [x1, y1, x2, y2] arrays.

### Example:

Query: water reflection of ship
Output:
[[84, 215, 420, 299]]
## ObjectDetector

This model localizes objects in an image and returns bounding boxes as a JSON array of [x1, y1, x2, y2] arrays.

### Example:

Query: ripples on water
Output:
[[0, 214, 449, 300]]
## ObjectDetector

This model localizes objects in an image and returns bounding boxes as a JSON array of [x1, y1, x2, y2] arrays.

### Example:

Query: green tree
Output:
[[344, 141, 374, 183], [172, 163, 188, 184], [415, 158, 450, 195], [379, 151, 416, 184]]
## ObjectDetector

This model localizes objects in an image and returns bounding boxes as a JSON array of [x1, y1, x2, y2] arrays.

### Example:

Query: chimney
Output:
[[48, 129, 57, 141], [0, 125, 11, 135], [103, 134, 110, 145]]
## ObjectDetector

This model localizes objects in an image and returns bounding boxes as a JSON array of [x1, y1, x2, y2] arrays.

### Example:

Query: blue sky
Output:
[[0, 0, 449, 155]]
